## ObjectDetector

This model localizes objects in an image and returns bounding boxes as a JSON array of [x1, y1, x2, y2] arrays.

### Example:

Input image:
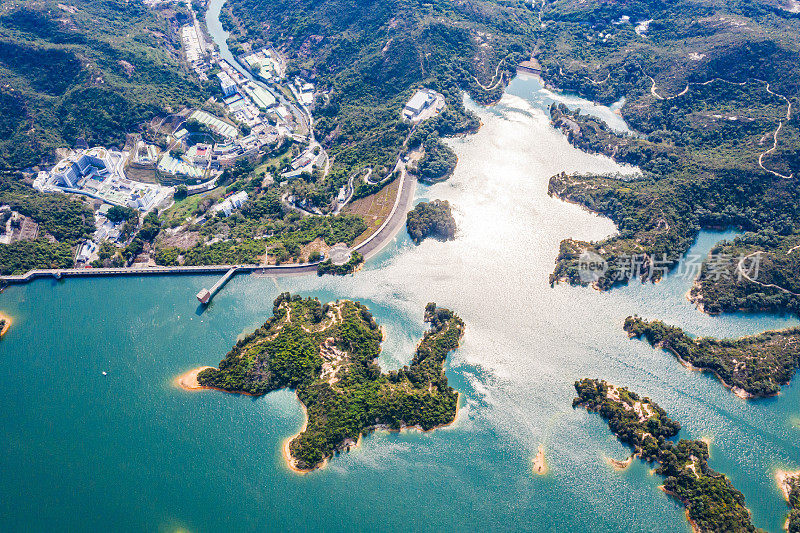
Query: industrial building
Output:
[[402, 89, 446, 122], [41, 148, 170, 213], [189, 110, 239, 140], [217, 71, 237, 97], [51, 153, 109, 188]]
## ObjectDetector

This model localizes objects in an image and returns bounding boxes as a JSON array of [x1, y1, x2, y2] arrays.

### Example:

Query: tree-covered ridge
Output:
[[0, 0, 207, 168], [406, 199, 457, 245], [197, 293, 465, 471], [573, 379, 759, 533], [220, 0, 534, 206], [536, 0, 800, 314], [784, 473, 800, 533], [624, 316, 800, 398], [690, 233, 800, 316]]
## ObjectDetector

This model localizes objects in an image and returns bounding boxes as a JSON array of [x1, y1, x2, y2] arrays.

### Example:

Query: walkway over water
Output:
[[197, 266, 240, 304], [0, 263, 319, 285]]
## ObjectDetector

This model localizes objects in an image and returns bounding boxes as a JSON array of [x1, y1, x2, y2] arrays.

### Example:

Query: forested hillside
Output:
[[0, 0, 208, 169], [221, 0, 536, 204], [536, 0, 800, 316]]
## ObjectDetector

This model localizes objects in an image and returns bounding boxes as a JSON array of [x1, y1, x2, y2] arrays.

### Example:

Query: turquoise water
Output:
[[2, 76, 799, 532]]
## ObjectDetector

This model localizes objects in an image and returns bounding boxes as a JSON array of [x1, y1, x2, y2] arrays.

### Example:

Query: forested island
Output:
[[624, 317, 800, 398], [190, 293, 465, 472], [573, 379, 758, 533], [0, 312, 10, 337], [406, 200, 457, 245]]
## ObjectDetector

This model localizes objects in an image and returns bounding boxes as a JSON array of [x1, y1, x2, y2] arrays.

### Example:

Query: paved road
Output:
[[1, 263, 319, 284], [3, 162, 417, 285], [353, 166, 417, 259]]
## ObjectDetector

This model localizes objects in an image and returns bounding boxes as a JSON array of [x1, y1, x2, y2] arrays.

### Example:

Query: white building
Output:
[[403, 90, 434, 120], [76, 240, 98, 264], [218, 71, 237, 97], [51, 153, 109, 188], [402, 89, 446, 123], [212, 191, 249, 217]]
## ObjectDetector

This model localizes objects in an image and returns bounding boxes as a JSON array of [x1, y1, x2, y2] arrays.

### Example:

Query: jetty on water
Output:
[[197, 266, 239, 304]]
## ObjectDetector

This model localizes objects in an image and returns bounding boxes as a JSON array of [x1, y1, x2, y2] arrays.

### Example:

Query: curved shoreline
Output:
[[607, 453, 634, 470], [659, 487, 701, 533], [0, 312, 12, 337], [644, 337, 757, 400], [173, 366, 258, 396], [282, 392, 462, 474], [282, 401, 322, 474], [174, 367, 215, 390], [776, 469, 800, 502], [173, 370, 461, 475]]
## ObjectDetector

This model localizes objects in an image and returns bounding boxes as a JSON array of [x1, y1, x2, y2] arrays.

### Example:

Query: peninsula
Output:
[[573, 379, 757, 533], [776, 470, 800, 532], [185, 293, 465, 472], [624, 317, 800, 398]]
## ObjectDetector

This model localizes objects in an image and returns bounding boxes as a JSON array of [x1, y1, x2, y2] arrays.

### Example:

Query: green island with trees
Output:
[[573, 378, 760, 533], [624, 316, 800, 398], [195, 293, 465, 471], [406, 200, 457, 245]]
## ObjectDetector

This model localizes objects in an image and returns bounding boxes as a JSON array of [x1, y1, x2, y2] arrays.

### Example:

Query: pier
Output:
[[197, 266, 239, 304]]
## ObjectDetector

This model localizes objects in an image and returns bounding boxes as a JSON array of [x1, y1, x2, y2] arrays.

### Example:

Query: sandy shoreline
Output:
[[0, 311, 12, 337], [175, 366, 462, 475], [659, 487, 701, 533], [776, 469, 800, 502], [533, 444, 548, 475], [607, 454, 634, 470], [650, 340, 757, 400], [282, 401, 321, 474], [174, 366, 215, 390]]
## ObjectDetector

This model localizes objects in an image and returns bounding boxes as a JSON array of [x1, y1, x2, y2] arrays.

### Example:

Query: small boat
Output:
[[102, 371, 107, 376]]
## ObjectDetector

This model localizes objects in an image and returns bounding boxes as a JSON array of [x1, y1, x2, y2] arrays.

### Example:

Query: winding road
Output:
[[646, 74, 794, 180]]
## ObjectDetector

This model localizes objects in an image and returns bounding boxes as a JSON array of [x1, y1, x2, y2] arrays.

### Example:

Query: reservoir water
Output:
[[1, 77, 798, 532]]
